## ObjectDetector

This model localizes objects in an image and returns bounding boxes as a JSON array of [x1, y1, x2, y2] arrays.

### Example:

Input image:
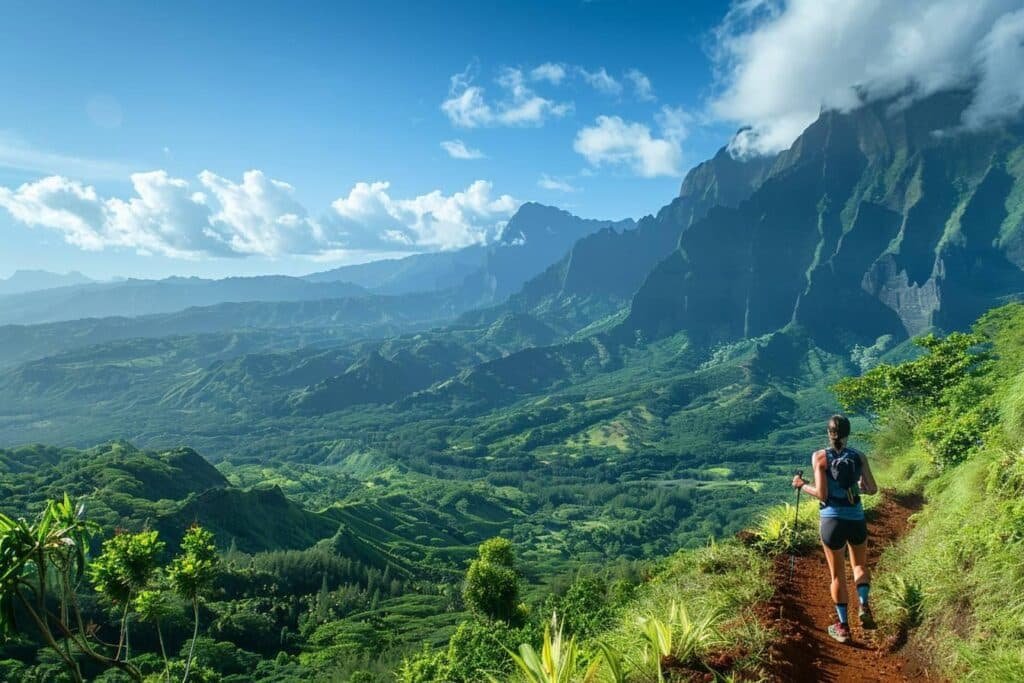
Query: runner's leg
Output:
[[822, 542, 848, 606]]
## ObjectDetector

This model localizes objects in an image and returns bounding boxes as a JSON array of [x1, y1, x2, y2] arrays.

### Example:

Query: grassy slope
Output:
[[459, 304, 1024, 683], [865, 308, 1024, 680]]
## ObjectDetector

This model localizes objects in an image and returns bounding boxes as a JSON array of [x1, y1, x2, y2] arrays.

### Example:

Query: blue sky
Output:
[[2, 0, 1022, 280]]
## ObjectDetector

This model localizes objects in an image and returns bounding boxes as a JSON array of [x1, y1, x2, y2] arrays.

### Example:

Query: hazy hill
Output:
[[308, 202, 633, 306], [0, 275, 368, 325], [0, 269, 94, 296], [304, 247, 487, 294], [0, 291, 465, 369]]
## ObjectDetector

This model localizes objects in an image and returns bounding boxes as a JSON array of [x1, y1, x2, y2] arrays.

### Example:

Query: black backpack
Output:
[[827, 447, 862, 505]]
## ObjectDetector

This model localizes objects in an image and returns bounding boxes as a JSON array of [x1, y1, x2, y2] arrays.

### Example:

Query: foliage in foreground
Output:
[[0, 502, 220, 682]]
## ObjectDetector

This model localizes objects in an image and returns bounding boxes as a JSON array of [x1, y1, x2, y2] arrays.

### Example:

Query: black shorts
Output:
[[820, 517, 868, 550]]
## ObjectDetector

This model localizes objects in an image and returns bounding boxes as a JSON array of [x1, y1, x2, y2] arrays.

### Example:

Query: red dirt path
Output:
[[761, 492, 943, 683]]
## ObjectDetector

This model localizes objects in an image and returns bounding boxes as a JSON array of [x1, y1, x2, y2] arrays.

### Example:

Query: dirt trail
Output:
[[762, 492, 941, 683]]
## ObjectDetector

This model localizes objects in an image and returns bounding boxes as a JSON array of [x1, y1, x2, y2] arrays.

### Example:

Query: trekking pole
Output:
[[788, 469, 803, 583]]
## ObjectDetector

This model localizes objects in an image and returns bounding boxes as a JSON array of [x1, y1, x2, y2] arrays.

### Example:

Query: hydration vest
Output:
[[823, 447, 863, 507]]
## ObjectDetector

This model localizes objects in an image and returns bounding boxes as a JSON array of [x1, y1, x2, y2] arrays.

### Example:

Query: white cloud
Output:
[[530, 62, 567, 84], [538, 174, 577, 193], [441, 65, 572, 128], [963, 8, 1024, 129], [331, 180, 521, 251], [625, 69, 655, 101], [441, 139, 485, 159], [0, 170, 325, 259], [577, 67, 622, 96], [0, 176, 107, 251], [573, 106, 688, 177], [197, 170, 324, 256], [1, 169, 520, 257], [710, 0, 1024, 157], [655, 106, 690, 144]]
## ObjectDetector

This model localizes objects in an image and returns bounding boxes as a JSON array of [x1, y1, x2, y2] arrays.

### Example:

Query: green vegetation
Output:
[[835, 303, 1024, 680]]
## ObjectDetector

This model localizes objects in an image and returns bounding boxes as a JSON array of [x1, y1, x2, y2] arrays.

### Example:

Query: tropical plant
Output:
[[0, 495, 142, 682], [167, 525, 220, 683], [497, 613, 601, 683], [134, 587, 175, 680], [90, 529, 166, 664], [637, 602, 722, 682]]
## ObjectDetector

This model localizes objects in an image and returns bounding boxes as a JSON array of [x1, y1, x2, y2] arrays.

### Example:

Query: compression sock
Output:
[[857, 583, 870, 607], [835, 603, 849, 625]]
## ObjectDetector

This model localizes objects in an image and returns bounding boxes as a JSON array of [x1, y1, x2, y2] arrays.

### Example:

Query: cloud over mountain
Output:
[[574, 106, 689, 177], [710, 0, 1024, 157], [0, 171, 520, 258], [330, 180, 520, 251]]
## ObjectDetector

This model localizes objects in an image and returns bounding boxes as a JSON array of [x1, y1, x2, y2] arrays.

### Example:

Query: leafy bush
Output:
[[752, 502, 817, 554], [445, 618, 524, 682], [396, 644, 448, 683], [463, 537, 521, 623]]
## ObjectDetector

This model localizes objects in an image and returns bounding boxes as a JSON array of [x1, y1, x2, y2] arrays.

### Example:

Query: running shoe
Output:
[[859, 606, 877, 630], [828, 621, 851, 643]]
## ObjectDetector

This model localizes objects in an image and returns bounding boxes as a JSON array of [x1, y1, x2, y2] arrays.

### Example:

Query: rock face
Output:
[[624, 90, 1024, 350], [472, 143, 776, 334]]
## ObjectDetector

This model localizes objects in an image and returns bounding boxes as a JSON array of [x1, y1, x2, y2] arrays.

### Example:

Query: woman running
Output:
[[792, 414, 878, 642]]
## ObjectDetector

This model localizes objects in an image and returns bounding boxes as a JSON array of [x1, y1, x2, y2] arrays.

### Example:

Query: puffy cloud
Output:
[[0, 170, 324, 259], [573, 105, 688, 177], [197, 170, 324, 256], [441, 65, 572, 128], [0, 176, 107, 251], [330, 179, 521, 251], [577, 67, 622, 96], [710, 0, 1024, 157], [1, 170, 520, 257], [104, 171, 227, 257], [441, 139, 485, 159], [537, 174, 577, 193], [530, 62, 567, 84], [625, 69, 655, 101]]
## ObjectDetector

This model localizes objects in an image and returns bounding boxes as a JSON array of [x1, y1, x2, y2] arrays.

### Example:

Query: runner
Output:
[[792, 414, 878, 642]]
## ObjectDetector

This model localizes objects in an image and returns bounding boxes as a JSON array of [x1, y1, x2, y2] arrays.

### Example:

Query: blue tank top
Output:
[[819, 447, 866, 521]]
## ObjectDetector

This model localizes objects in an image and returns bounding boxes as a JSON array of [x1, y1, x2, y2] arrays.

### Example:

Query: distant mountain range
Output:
[[0, 269, 94, 296], [1, 87, 1022, 443], [0, 203, 631, 327], [0, 275, 369, 325], [306, 202, 635, 305]]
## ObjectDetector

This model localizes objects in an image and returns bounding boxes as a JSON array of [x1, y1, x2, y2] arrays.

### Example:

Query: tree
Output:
[[0, 495, 142, 682], [133, 587, 175, 679], [89, 529, 165, 664], [168, 525, 220, 683], [462, 537, 520, 623]]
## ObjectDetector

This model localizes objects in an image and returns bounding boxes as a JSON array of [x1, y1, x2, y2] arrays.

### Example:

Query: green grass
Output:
[[853, 305, 1024, 681]]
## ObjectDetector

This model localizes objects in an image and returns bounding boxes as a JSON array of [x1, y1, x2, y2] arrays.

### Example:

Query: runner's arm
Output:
[[791, 451, 828, 503], [858, 452, 878, 495]]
